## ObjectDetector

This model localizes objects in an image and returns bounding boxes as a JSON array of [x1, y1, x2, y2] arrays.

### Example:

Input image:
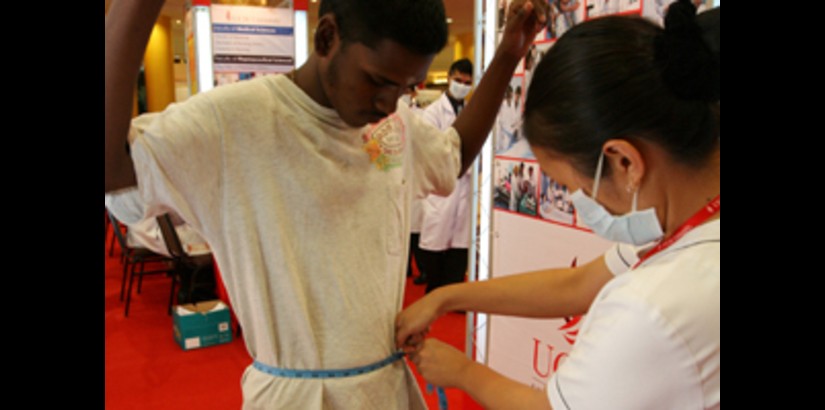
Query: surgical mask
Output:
[[449, 79, 472, 100], [569, 153, 663, 246]]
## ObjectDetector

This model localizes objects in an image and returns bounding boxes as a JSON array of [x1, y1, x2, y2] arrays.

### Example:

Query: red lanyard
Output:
[[633, 195, 720, 269]]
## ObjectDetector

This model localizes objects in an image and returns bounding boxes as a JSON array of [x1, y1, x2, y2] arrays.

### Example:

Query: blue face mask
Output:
[[569, 153, 664, 246]]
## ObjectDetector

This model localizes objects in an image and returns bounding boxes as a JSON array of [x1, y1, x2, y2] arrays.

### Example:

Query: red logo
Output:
[[531, 257, 582, 379]]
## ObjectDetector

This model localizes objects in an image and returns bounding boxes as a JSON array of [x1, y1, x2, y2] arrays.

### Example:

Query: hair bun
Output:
[[655, 0, 720, 102]]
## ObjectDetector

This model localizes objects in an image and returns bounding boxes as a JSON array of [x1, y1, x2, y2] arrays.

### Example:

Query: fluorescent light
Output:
[[194, 5, 214, 93], [294, 10, 308, 67]]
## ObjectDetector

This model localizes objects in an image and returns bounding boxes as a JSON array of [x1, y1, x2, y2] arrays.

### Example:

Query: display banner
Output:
[[483, 0, 715, 389], [211, 4, 295, 85], [487, 207, 611, 388]]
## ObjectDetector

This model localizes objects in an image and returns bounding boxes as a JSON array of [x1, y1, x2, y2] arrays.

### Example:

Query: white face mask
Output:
[[449, 79, 472, 100], [569, 152, 664, 246]]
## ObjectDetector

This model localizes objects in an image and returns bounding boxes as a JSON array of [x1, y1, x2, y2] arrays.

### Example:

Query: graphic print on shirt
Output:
[[362, 114, 406, 171]]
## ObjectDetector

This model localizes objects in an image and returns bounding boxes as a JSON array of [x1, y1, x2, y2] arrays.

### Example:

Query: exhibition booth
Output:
[[105, 0, 720, 408]]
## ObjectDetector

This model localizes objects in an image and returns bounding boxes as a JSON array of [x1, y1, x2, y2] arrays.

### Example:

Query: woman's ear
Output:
[[602, 139, 646, 192], [314, 14, 339, 58]]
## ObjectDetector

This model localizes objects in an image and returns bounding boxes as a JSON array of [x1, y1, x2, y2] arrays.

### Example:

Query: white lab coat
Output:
[[418, 93, 472, 251]]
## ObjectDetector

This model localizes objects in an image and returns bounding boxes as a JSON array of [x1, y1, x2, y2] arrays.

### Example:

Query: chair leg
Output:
[[119, 256, 131, 302], [137, 260, 146, 294], [168, 273, 177, 315], [125, 263, 138, 317], [108, 232, 117, 257]]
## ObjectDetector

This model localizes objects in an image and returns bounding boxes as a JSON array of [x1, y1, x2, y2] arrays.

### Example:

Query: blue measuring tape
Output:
[[252, 352, 448, 409]]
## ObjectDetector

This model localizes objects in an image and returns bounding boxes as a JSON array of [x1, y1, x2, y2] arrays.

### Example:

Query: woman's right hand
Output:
[[395, 290, 447, 353]]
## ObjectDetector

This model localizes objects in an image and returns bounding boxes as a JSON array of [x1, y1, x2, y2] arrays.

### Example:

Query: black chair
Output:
[[106, 210, 175, 317], [156, 213, 216, 314], [106, 208, 120, 257]]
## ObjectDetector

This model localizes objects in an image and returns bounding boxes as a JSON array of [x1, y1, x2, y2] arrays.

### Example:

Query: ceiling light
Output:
[[446, 17, 453, 24]]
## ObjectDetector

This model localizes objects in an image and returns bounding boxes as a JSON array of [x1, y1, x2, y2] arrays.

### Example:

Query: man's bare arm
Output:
[[105, 0, 166, 192]]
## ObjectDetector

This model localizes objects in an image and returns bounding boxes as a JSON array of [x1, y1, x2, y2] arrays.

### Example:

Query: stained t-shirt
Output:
[[130, 74, 462, 409]]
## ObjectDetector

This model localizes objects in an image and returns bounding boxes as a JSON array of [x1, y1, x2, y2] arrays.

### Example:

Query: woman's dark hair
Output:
[[319, 0, 448, 56], [523, 0, 720, 176]]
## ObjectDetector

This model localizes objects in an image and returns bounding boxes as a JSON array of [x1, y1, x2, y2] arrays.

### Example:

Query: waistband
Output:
[[252, 351, 405, 379], [252, 351, 448, 409]]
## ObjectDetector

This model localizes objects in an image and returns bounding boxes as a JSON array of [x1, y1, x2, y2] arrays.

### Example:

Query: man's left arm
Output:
[[452, 0, 547, 175]]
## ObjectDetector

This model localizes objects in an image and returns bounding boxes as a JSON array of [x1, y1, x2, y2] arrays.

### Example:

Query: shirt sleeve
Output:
[[547, 295, 703, 410], [129, 92, 223, 234], [420, 99, 443, 131], [603, 242, 640, 276], [403, 103, 462, 199], [104, 187, 144, 225]]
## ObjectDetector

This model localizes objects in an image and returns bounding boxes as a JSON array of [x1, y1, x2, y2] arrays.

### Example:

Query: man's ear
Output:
[[314, 14, 339, 57]]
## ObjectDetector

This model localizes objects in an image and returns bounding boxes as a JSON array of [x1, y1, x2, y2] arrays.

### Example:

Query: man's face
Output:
[[319, 38, 435, 128], [449, 71, 473, 87]]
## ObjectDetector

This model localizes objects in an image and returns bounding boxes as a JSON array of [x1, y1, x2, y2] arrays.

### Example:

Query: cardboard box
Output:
[[173, 300, 233, 351]]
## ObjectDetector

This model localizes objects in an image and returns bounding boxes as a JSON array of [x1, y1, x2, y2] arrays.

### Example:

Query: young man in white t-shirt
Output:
[[105, 0, 548, 408]]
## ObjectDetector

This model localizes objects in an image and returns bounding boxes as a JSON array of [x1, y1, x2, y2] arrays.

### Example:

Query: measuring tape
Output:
[[253, 352, 448, 409]]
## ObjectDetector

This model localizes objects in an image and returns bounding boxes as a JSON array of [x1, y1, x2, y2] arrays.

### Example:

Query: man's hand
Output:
[[498, 0, 549, 61], [452, 0, 546, 175]]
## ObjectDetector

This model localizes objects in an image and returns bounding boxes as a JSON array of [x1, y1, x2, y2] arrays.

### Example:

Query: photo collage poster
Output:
[[492, 0, 714, 229], [211, 3, 295, 87]]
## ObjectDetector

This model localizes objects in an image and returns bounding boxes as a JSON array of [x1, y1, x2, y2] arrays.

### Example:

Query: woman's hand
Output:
[[395, 290, 445, 352], [408, 338, 472, 388]]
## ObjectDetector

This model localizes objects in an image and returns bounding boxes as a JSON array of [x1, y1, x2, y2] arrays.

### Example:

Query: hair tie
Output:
[[654, 0, 720, 102]]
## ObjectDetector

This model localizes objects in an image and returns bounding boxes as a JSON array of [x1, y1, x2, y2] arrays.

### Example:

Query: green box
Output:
[[173, 300, 233, 351]]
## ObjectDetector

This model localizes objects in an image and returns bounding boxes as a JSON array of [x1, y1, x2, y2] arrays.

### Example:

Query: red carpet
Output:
[[105, 226, 483, 409]]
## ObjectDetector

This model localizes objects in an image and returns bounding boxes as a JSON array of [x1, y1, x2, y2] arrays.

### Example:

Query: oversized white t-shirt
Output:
[[548, 219, 720, 410], [130, 74, 461, 409]]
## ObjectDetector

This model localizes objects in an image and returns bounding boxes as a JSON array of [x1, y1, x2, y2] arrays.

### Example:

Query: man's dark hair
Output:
[[449, 58, 473, 76], [319, 0, 448, 55]]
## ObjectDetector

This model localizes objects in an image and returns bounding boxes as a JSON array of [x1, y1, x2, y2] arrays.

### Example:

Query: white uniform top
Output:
[[418, 93, 472, 251], [548, 219, 720, 410], [129, 74, 461, 409]]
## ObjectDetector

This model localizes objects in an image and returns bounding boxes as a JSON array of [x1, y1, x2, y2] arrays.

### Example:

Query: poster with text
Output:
[[211, 4, 295, 86]]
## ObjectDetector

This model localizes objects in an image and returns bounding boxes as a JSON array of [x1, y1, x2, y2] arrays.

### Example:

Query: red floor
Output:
[[105, 227, 483, 409]]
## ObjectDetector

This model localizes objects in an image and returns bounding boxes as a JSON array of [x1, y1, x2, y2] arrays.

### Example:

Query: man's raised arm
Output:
[[452, 0, 547, 175], [105, 0, 166, 192]]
